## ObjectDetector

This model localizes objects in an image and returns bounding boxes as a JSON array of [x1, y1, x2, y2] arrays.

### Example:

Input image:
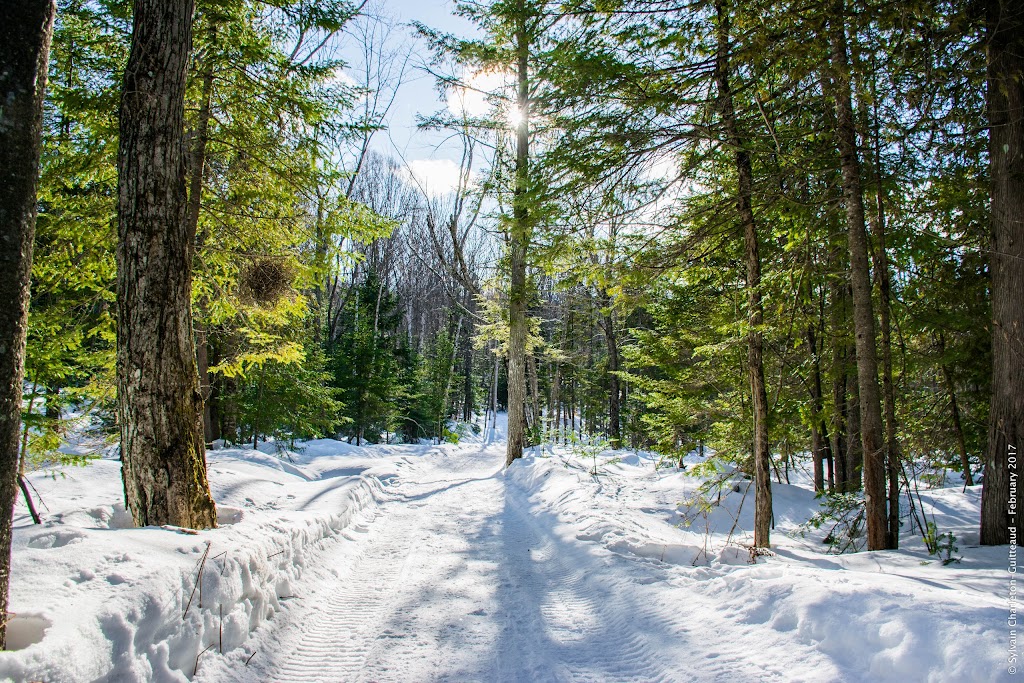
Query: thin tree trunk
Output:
[[463, 317, 474, 422], [602, 303, 622, 449], [864, 77, 900, 548], [715, 0, 772, 548], [443, 317, 465, 432], [847, 370, 863, 488], [196, 329, 216, 444], [0, 0, 55, 649], [825, 2, 887, 549], [941, 356, 974, 487], [187, 22, 217, 444], [17, 476, 41, 526], [221, 374, 237, 445], [117, 0, 217, 529], [807, 324, 826, 493], [527, 353, 541, 436], [252, 364, 266, 450], [206, 340, 221, 443], [549, 362, 560, 443], [981, 0, 1024, 546], [817, 288, 835, 488], [491, 348, 499, 432], [831, 339, 849, 490], [18, 386, 41, 524], [186, 23, 214, 245], [829, 263, 850, 492]]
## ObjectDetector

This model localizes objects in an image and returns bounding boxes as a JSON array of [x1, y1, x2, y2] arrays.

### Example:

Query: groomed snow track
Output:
[[210, 444, 692, 683]]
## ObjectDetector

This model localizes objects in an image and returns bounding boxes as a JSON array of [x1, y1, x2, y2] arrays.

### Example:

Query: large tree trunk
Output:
[[117, 0, 217, 529], [825, 2, 887, 550], [981, 0, 1024, 545], [0, 0, 55, 649], [506, 7, 531, 468], [715, 0, 772, 548]]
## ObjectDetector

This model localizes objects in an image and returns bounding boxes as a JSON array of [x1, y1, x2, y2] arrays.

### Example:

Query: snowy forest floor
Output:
[[0, 417, 1009, 682]]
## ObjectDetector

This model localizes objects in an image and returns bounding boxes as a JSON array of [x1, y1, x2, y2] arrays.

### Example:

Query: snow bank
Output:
[[504, 447, 1008, 682], [0, 443, 398, 683]]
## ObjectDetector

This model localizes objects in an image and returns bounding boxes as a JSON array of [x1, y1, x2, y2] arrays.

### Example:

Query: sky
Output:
[[339, 0, 485, 196]]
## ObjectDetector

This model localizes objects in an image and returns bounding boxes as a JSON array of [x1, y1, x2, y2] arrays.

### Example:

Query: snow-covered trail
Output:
[[3, 428, 1005, 682], [216, 443, 669, 682], [212, 441, 831, 683]]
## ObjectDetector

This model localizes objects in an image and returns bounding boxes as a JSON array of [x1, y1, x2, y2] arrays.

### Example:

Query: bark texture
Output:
[[981, 0, 1024, 546], [0, 0, 56, 648], [826, 3, 887, 550], [117, 0, 217, 529], [715, 0, 772, 547], [830, 276, 851, 491], [866, 97, 900, 548], [506, 6, 531, 468]]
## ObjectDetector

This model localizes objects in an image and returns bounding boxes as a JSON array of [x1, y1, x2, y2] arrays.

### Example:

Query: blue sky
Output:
[[340, 0, 482, 193]]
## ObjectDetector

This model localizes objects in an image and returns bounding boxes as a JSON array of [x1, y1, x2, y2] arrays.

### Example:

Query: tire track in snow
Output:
[[494, 483, 679, 683], [220, 445, 743, 682], [237, 501, 424, 683]]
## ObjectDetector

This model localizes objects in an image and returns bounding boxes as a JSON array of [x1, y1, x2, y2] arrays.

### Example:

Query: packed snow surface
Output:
[[0, 418, 1009, 682]]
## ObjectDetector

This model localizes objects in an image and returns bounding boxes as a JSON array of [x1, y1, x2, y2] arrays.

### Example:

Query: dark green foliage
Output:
[[801, 491, 866, 554], [236, 348, 343, 447], [419, 330, 460, 442], [329, 273, 410, 444], [20, 0, 999, 544]]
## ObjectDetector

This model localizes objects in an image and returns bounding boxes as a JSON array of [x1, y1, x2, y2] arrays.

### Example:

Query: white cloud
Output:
[[328, 68, 358, 88], [446, 68, 510, 119], [402, 158, 464, 197]]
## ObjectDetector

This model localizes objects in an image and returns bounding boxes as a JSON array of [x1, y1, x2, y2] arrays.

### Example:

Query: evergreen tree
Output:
[[329, 272, 409, 445]]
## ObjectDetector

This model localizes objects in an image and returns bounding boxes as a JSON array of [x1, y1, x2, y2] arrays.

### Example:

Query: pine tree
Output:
[[330, 272, 408, 445]]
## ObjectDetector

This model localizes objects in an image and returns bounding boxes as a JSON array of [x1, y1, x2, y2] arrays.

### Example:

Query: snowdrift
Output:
[[1, 443, 403, 682]]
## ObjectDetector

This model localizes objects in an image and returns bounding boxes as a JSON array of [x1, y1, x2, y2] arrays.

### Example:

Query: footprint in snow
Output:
[[27, 529, 86, 549]]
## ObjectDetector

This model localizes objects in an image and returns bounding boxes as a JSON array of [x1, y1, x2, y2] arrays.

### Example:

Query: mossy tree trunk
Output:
[[117, 0, 217, 529]]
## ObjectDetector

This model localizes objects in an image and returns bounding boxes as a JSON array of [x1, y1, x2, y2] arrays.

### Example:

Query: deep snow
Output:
[[0, 418, 1010, 682]]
